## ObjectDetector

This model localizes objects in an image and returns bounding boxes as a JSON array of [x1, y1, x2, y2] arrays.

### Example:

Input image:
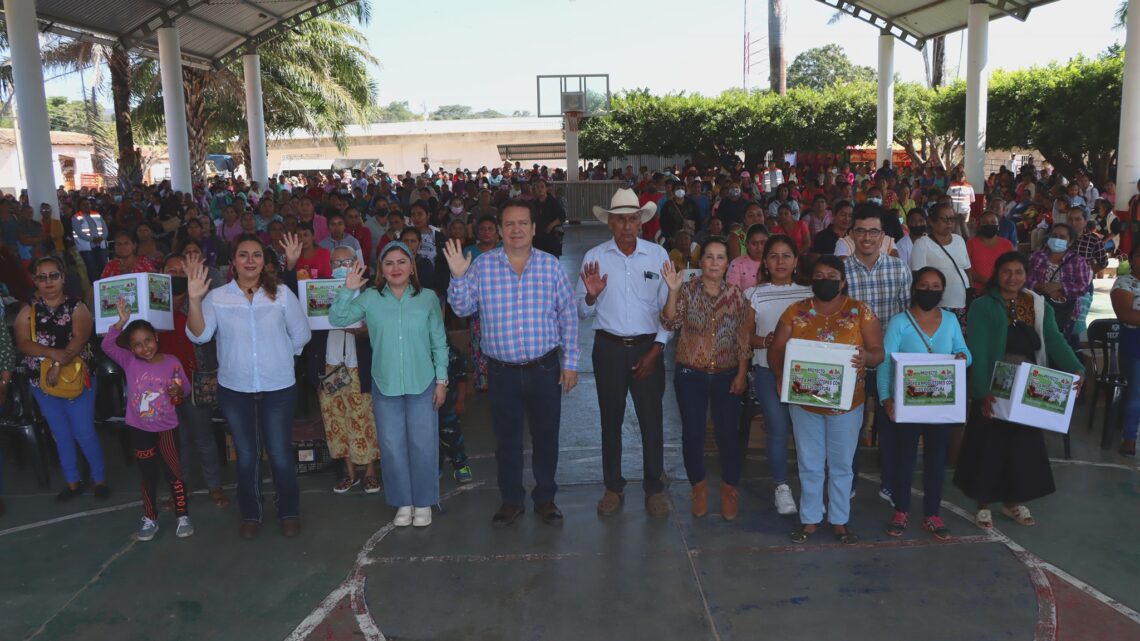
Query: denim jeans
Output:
[[217, 385, 299, 522], [32, 386, 105, 484], [373, 381, 439, 508], [1124, 353, 1140, 442], [752, 366, 791, 485], [675, 367, 742, 487], [486, 352, 562, 506], [789, 405, 862, 526], [891, 421, 951, 517], [863, 369, 897, 493]]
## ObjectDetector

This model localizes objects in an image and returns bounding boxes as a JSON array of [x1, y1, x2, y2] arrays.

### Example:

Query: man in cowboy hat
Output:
[[577, 188, 672, 518]]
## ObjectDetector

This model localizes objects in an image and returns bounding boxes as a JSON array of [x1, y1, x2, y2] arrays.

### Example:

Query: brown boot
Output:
[[721, 482, 739, 521], [691, 480, 708, 517], [596, 490, 623, 515]]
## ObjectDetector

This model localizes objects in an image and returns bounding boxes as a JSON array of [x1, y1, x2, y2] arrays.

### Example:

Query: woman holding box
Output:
[[954, 251, 1083, 529], [768, 255, 883, 545], [879, 267, 971, 540]]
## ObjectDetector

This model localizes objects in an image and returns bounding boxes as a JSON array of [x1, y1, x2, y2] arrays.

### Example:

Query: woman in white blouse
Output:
[[186, 234, 312, 540]]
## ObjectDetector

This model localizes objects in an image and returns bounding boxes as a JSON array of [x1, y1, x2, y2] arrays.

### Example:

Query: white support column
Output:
[[243, 53, 269, 189], [565, 114, 580, 182], [965, 2, 990, 189], [157, 26, 193, 193], [1115, 0, 1140, 213], [3, 0, 57, 219], [876, 33, 895, 170]]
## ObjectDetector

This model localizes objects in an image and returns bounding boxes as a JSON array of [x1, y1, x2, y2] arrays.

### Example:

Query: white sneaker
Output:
[[137, 517, 159, 541], [393, 506, 413, 527], [175, 516, 195, 538], [774, 484, 798, 515], [412, 506, 432, 527]]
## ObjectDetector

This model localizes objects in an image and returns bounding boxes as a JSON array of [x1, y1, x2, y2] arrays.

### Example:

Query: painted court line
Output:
[[691, 533, 997, 556], [25, 538, 138, 641], [1048, 458, 1137, 472], [666, 492, 724, 641]]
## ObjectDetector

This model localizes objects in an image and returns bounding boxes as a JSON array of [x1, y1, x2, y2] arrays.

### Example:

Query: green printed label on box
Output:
[[787, 360, 844, 408], [147, 274, 171, 312], [901, 365, 956, 406], [305, 281, 341, 318], [991, 362, 1017, 400], [97, 279, 139, 318], [1019, 367, 1075, 415]]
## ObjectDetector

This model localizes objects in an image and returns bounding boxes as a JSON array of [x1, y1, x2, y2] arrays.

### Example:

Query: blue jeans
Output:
[[217, 385, 299, 522], [890, 422, 951, 517], [486, 353, 562, 506], [80, 248, 105, 283], [789, 405, 862, 526], [1125, 354, 1140, 442], [32, 386, 105, 484], [676, 367, 742, 487], [752, 366, 791, 484], [863, 369, 897, 493], [373, 381, 439, 508]]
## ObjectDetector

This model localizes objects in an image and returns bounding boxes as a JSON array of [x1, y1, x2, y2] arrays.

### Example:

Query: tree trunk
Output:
[[768, 0, 787, 95], [930, 36, 945, 88], [182, 68, 210, 186], [108, 46, 139, 187]]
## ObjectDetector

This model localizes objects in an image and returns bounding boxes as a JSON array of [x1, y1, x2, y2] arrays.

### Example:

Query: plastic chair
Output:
[[93, 353, 134, 465], [1085, 319, 1126, 449], [0, 368, 52, 489]]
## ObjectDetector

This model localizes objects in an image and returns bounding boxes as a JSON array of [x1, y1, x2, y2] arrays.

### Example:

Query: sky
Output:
[[42, 0, 1127, 117]]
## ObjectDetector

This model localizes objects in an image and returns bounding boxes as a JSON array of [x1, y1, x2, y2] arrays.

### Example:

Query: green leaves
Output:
[[787, 44, 876, 92]]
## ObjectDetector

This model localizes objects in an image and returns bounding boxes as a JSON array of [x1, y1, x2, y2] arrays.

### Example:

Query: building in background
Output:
[[0, 129, 99, 196]]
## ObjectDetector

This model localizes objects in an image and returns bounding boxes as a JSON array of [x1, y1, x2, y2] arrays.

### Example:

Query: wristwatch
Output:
[[436, 379, 449, 387]]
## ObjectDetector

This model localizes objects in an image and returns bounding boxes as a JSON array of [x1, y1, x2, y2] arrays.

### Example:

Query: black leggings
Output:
[[131, 427, 188, 520]]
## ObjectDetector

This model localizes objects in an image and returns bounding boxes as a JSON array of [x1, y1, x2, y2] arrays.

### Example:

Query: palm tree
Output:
[[769, 0, 787, 94], [131, 4, 378, 184]]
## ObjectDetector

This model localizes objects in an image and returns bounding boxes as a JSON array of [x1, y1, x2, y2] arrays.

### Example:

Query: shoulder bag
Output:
[[31, 307, 86, 399], [932, 238, 977, 308]]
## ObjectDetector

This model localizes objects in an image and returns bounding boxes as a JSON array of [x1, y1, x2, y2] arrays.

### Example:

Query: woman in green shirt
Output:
[[330, 241, 449, 528]]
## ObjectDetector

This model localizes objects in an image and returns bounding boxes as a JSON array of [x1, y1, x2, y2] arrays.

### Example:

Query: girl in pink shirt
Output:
[[727, 224, 769, 291]]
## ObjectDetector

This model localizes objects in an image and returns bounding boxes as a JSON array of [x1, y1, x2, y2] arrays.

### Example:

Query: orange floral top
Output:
[[662, 280, 751, 371], [778, 296, 876, 415]]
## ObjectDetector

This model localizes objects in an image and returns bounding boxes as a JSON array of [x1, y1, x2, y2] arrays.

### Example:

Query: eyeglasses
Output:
[[331, 258, 354, 267], [850, 228, 883, 237], [34, 272, 63, 283]]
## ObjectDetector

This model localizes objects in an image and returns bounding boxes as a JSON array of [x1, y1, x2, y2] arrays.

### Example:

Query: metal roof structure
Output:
[[814, 0, 1061, 49], [1, 0, 360, 68]]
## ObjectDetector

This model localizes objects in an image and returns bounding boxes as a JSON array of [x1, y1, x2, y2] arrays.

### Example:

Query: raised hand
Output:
[[580, 261, 608, 302], [115, 297, 131, 327], [660, 260, 683, 291], [442, 238, 472, 278], [344, 262, 367, 291], [281, 232, 302, 270], [186, 254, 211, 301]]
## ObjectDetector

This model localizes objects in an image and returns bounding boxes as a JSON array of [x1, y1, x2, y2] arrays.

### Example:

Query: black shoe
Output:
[[93, 484, 111, 500], [56, 485, 84, 502], [492, 503, 525, 528], [535, 501, 563, 526]]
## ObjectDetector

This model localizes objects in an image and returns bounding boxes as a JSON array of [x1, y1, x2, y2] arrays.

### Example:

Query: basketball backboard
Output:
[[536, 74, 611, 118]]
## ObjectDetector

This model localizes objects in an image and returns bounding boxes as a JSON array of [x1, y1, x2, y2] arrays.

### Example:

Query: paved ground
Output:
[[1, 223, 1138, 641]]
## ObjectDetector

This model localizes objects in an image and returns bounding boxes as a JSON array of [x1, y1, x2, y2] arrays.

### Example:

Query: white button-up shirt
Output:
[[186, 281, 312, 393], [576, 238, 671, 343]]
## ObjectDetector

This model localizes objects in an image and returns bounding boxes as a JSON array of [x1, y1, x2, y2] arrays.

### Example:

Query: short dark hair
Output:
[[852, 203, 884, 225], [476, 214, 498, 228], [399, 227, 422, 241], [326, 210, 345, 224], [929, 202, 954, 220], [912, 266, 947, 293], [30, 255, 66, 275], [813, 254, 847, 282], [117, 319, 157, 350], [297, 221, 315, 233], [499, 198, 537, 224]]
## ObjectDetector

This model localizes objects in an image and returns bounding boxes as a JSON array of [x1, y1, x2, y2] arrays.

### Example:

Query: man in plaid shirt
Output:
[[843, 205, 913, 507], [1067, 205, 1107, 335], [445, 200, 580, 528]]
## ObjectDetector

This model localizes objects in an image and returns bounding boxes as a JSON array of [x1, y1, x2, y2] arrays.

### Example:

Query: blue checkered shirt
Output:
[[844, 253, 912, 336], [448, 247, 580, 370]]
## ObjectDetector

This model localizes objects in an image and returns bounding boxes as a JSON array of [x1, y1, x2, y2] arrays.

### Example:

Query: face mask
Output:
[[913, 289, 943, 311], [812, 278, 841, 302], [509, 189, 520, 198], [979, 224, 999, 239], [867, 197, 882, 205], [1047, 237, 1069, 253], [170, 276, 188, 296], [910, 225, 926, 238], [332, 266, 350, 280], [729, 188, 742, 198], [674, 189, 686, 199], [450, 205, 464, 215]]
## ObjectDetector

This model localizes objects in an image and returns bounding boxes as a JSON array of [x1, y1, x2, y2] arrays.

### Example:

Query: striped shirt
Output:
[[745, 283, 812, 367], [844, 253, 912, 339], [448, 247, 580, 370]]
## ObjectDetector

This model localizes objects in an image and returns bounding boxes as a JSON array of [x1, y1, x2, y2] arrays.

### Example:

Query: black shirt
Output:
[[811, 227, 843, 255], [533, 196, 566, 256]]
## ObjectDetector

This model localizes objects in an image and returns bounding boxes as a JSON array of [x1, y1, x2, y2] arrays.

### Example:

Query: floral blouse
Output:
[[21, 298, 95, 389], [779, 297, 876, 414], [101, 255, 158, 279], [662, 279, 751, 371]]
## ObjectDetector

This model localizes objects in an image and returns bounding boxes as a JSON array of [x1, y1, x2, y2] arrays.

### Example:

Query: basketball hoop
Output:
[[565, 111, 583, 133]]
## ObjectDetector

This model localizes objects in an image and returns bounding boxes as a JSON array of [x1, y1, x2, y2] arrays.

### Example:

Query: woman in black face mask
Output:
[[966, 210, 1015, 297], [876, 267, 971, 540], [768, 255, 884, 546]]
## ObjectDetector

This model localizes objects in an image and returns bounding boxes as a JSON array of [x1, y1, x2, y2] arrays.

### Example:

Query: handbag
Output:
[[932, 238, 978, 307], [31, 306, 87, 400], [191, 339, 219, 408], [318, 333, 352, 396]]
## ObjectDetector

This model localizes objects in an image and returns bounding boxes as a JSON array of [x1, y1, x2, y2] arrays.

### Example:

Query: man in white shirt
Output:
[[577, 188, 671, 518], [71, 198, 108, 279], [318, 210, 364, 264], [946, 168, 976, 238], [909, 203, 974, 332], [763, 160, 785, 194]]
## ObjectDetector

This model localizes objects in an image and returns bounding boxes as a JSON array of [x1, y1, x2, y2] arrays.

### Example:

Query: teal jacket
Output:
[[965, 288, 1084, 400]]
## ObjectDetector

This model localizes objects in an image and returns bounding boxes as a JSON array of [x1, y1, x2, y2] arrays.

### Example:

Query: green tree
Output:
[[376, 100, 419, 122], [787, 45, 875, 91], [893, 82, 960, 169], [430, 104, 473, 120], [46, 96, 92, 130]]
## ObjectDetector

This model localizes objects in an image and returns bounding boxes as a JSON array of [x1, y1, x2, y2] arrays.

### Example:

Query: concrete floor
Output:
[[1, 223, 1139, 641]]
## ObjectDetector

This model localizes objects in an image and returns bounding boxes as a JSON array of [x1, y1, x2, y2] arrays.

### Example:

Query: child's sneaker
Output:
[[923, 516, 951, 541], [176, 516, 195, 538], [453, 465, 473, 484], [887, 511, 908, 537], [137, 517, 159, 541]]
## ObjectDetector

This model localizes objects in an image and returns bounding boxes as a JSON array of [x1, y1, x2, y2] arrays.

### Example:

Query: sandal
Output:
[[362, 476, 381, 494], [975, 508, 993, 529], [834, 526, 860, 545], [333, 477, 360, 494], [790, 524, 818, 543], [209, 488, 230, 508], [1001, 504, 1036, 526]]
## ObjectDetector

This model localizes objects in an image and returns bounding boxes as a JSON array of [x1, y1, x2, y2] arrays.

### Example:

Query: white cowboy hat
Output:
[[592, 188, 657, 223]]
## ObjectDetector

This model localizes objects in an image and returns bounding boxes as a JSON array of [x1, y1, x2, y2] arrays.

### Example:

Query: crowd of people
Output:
[[0, 154, 1135, 546]]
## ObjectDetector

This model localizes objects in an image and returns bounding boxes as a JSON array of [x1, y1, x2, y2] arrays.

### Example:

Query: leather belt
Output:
[[595, 330, 655, 347], [488, 348, 559, 369]]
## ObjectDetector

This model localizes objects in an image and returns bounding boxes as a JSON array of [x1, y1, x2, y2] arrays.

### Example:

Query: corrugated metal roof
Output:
[[3, 0, 356, 68], [815, 0, 1061, 49], [277, 117, 565, 141]]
